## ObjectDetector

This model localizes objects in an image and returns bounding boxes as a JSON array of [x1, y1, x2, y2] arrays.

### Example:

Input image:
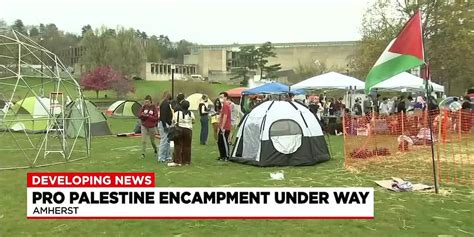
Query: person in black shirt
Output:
[[397, 96, 406, 114], [158, 91, 173, 162], [462, 96, 471, 111], [198, 94, 211, 145], [353, 98, 362, 116]]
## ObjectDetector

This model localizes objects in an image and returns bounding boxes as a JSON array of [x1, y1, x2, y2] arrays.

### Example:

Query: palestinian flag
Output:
[[365, 11, 425, 93]]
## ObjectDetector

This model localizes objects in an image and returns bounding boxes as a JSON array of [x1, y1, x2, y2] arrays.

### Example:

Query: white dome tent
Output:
[[0, 30, 90, 170], [231, 101, 330, 166]]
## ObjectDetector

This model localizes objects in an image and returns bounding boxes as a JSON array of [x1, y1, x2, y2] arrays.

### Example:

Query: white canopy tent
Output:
[[371, 72, 444, 93], [291, 72, 365, 90]]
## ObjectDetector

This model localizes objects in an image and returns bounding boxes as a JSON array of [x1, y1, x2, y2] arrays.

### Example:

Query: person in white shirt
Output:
[[168, 100, 195, 167], [379, 97, 391, 116]]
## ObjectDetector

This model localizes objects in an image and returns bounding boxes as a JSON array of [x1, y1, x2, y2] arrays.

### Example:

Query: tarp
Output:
[[242, 82, 305, 95], [291, 72, 365, 90], [371, 72, 444, 93]]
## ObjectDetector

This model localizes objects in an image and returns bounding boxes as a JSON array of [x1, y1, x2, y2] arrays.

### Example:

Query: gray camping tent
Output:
[[231, 100, 330, 166]]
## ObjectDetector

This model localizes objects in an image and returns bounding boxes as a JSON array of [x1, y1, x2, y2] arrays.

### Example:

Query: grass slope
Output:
[[0, 117, 473, 237], [0, 78, 236, 102]]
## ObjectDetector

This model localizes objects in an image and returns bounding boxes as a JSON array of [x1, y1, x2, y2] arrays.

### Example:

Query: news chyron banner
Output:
[[27, 173, 374, 219]]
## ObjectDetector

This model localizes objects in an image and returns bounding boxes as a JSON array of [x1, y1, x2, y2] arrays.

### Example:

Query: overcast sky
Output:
[[1, 0, 373, 44]]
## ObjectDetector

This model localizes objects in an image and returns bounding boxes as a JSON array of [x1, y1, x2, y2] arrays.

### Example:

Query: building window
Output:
[[151, 64, 155, 74]]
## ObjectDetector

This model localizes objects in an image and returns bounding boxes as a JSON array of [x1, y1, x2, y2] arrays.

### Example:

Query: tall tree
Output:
[[145, 35, 161, 62], [28, 26, 39, 37], [175, 39, 194, 63], [81, 24, 92, 36], [231, 46, 258, 86], [256, 42, 278, 79], [80, 26, 117, 70], [109, 27, 146, 77], [350, 0, 473, 95], [11, 19, 27, 35], [39, 23, 46, 35]]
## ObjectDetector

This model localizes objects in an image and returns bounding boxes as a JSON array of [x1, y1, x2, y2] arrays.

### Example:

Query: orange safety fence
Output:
[[343, 109, 473, 188]]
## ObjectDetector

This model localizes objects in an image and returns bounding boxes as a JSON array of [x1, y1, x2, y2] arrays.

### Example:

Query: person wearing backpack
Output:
[[168, 100, 195, 167], [138, 95, 159, 159]]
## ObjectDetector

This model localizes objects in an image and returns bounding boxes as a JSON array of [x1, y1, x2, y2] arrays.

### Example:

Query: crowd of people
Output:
[[138, 91, 238, 167], [137, 89, 473, 166]]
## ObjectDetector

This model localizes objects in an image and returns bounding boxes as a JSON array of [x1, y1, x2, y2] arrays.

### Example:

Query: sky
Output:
[[1, 0, 372, 45]]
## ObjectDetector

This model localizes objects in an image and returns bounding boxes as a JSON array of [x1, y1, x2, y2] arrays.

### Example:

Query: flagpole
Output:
[[424, 63, 439, 194]]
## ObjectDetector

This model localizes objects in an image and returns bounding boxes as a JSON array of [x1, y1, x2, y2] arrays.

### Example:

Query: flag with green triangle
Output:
[[365, 11, 425, 94]]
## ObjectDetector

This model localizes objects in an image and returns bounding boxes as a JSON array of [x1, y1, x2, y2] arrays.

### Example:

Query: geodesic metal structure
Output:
[[0, 30, 90, 170]]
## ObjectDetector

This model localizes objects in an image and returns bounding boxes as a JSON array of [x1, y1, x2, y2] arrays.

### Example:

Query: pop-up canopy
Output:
[[291, 72, 365, 90], [371, 72, 444, 93], [243, 82, 305, 95], [226, 87, 247, 98]]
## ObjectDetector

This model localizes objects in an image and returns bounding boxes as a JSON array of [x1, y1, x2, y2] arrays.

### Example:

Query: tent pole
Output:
[[424, 63, 439, 194]]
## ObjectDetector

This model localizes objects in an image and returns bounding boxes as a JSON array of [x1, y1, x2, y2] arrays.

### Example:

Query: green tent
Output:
[[8, 96, 52, 133], [65, 100, 112, 137], [106, 100, 141, 118]]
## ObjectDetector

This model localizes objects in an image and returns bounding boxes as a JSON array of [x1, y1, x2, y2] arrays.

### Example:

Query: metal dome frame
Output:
[[0, 30, 91, 170]]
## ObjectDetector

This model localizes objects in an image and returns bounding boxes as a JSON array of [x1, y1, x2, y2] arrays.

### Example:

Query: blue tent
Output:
[[242, 82, 305, 95]]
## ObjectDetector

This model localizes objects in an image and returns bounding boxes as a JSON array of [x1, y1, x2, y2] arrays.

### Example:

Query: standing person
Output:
[[379, 97, 391, 116], [217, 92, 232, 161], [158, 91, 173, 163], [407, 95, 415, 112], [397, 95, 407, 114], [353, 98, 362, 116], [327, 98, 335, 115], [138, 95, 159, 159], [171, 93, 185, 112], [363, 95, 373, 115], [168, 100, 195, 167], [211, 97, 222, 141], [334, 97, 345, 116], [373, 94, 381, 114], [389, 96, 397, 114], [198, 94, 210, 145]]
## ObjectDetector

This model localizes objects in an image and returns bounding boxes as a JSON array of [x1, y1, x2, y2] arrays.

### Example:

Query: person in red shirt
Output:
[[217, 92, 232, 160], [139, 95, 159, 159]]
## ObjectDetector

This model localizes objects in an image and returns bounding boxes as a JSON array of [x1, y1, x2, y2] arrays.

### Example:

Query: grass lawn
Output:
[[0, 77, 237, 103], [1, 116, 473, 237]]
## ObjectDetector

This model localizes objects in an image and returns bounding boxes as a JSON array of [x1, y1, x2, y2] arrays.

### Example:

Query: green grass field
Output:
[[1, 115, 473, 236], [0, 78, 473, 236]]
